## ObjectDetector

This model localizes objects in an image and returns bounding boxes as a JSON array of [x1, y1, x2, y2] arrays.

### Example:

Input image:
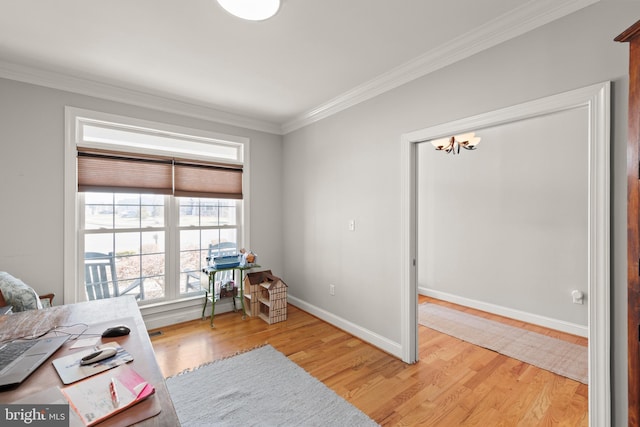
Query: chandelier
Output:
[[430, 132, 481, 155]]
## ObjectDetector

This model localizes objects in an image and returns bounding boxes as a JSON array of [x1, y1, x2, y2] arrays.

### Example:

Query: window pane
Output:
[[180, 251, 202, 294], [115, 232, 140, 255], [114, 194, 141, 229], [142, 231, 164, 254], [84, 251, 116, 301], [219, 200, 237, 226], [180, 229, 204, 295], [142, 253, 165, 281], [201, 229, 220, 249], [142, 275, 165, 301], [200, 229, 238, 259], [178, 224, 238, 296], [180, 271, 205, 294], [219, 229, 237, 249], [141, 205, 163, 228], [180, 249, 200, 273], [85, 233, 113, 254], [85, 205, 113, 230], [200, 199, 219, 227], [115, 206, 140, 228], [85, 193, 114, 230], [141, 232, 165, 300], [180, 230, 200, 251], [115, 254, 140, 281], [141, 194, 164, 228], [178, 198, 239, 227], [115, 278, 144, 299], [179, 198, 200, 227]]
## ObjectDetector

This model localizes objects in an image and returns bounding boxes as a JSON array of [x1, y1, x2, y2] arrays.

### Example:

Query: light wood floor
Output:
[[149, 296, 588, 426]]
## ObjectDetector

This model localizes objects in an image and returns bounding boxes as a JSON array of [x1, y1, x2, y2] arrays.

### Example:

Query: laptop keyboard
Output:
[[0, 340, 37, 372]]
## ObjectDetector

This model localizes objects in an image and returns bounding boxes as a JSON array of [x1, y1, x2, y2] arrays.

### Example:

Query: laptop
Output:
[[0, 335, 69, 390]]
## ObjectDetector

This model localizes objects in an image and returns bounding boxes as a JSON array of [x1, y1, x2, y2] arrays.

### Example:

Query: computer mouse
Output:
[[101, 325, 131, 338]]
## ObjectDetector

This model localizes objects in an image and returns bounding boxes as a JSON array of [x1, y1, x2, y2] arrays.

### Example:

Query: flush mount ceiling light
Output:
[[430, 132, 481, 155], [216, 0, 281, 21]]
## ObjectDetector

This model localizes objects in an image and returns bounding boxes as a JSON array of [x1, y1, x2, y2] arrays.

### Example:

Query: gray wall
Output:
[[283, 2, 634, 425], [0, 78, 284, 304]]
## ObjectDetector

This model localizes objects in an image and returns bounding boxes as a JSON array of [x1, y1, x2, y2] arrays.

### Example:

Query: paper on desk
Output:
[[61, 365, 155, 427], [52, 342, 134, 384], [70, 337, 100, 349]]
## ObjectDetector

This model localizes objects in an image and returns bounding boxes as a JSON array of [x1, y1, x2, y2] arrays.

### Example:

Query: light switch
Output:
[[348, 220, 355, 231]]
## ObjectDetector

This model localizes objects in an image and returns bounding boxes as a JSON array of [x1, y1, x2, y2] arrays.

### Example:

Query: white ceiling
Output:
[[0, 0, 598, 134]]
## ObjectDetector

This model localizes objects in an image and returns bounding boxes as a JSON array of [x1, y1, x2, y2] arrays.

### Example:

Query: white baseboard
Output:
[[139, 294, 403, 358], [139, 290, 586, 350], [419, 287, 588, 338], [286, 295, 403, 359]]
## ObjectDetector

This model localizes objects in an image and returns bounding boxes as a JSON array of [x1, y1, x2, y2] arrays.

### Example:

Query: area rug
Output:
[[418, 302, 588, 384], [166, 344, 379, 427]]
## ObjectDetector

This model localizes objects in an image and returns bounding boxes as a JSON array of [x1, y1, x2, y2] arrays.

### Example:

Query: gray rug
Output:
[[166, 345, 379, 427], [418, 302, 588, 384]]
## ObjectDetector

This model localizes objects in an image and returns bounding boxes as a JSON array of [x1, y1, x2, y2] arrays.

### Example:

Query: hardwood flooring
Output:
[[149, 296, 588, 426]]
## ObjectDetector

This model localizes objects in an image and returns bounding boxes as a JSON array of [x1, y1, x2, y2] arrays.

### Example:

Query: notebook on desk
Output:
[[0, 335, 68, 390]]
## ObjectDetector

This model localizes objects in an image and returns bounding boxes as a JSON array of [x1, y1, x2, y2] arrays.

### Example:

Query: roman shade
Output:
[[77, 149, 243, 199], [174, 160, 243, 199]]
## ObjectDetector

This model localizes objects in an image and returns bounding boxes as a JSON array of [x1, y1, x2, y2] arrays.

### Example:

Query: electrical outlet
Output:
[[571, 290, 584, 304], [329, 284, 335, 295]]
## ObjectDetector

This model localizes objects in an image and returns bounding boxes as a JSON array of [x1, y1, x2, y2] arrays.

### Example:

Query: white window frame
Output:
[[64, 107, 251, 310]]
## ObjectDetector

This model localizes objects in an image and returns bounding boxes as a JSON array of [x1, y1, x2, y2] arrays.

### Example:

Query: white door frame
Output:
[[400, 81, 610, 426]]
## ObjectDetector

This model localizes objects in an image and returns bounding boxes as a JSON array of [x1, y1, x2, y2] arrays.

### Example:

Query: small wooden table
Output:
[[0, 296, 179, 426], [201, 264, 260, 327]]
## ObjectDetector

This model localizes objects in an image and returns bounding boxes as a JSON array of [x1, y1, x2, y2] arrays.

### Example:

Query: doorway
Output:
[[400, 82, 611, 426]]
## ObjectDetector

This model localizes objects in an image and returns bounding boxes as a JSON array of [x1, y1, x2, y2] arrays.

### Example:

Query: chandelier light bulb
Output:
[[216, 0, 281, 21]]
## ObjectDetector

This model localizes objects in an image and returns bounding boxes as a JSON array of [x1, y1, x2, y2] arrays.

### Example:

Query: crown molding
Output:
[[281, 0, 600, 134], [0, 60, 283, 135], [0, 0, 598, 136]]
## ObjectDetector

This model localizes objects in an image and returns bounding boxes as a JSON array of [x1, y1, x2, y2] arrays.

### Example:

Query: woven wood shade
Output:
[[77, 149, 242, 199], [174, 161, 243, 199]]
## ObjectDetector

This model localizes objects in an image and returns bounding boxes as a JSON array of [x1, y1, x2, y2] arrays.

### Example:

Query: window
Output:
[[83, 192, 166, 301], [64, 108, 250, 305]]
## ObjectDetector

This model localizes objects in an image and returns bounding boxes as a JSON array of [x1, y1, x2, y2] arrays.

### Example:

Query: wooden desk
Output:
[[0, 296, 179, 426]]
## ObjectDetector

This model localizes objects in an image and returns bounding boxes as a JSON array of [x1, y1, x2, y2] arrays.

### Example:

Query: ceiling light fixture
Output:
[[216, 0, 281, 21], [430, 132, 481, 155]]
